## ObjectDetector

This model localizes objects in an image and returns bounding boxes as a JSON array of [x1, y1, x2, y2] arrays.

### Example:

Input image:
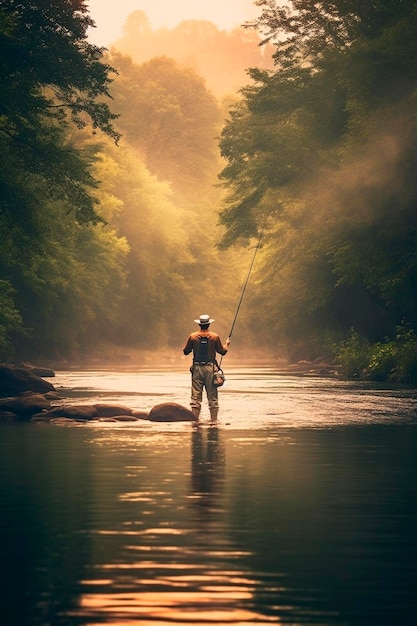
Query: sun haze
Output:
[[86, 0, 261, 45]]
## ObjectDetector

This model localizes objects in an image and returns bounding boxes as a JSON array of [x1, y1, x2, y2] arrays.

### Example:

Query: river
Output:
[[1, 366, 417, 625]]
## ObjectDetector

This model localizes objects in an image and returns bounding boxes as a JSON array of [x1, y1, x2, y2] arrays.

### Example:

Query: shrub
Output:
[[335, 329, 371, 378], [366, 342, 396, 381], [335, 324, 417, 383], [390, 324, 417, 383]]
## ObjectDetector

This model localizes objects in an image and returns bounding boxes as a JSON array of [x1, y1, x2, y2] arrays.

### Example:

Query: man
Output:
[[183, 314, 230, 421]]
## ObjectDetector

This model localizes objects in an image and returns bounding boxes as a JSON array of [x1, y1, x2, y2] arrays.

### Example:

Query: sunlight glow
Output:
[[86, 0, 260, 46]]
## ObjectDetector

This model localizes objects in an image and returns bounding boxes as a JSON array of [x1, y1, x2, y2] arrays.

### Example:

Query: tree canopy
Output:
[[109, 53, 223, 202], [218, 0, 417, 358], [0, 0, 119, 227]]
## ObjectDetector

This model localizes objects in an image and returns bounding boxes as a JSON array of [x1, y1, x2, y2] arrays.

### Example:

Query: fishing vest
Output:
[[195, 334, 210, 362]]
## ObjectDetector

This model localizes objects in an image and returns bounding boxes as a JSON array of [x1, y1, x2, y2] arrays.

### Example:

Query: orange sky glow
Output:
[[86, 0, 261, 45]]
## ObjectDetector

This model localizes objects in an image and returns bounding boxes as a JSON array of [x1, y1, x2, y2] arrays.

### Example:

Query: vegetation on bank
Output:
[[335, 325, 417, 383]]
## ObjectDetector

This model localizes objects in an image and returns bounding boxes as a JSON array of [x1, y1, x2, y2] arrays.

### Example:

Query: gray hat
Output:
[[194, 314, 214, 325]]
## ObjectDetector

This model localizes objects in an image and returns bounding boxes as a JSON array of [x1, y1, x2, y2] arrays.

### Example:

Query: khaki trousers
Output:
[[190, 363, 219, 411]]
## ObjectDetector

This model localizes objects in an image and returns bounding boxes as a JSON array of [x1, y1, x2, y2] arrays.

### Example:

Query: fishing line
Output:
[[219, 225, 266, 368]]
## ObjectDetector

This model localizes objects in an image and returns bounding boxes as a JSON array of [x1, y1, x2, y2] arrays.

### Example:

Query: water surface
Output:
[[1, 367, 416, 625]]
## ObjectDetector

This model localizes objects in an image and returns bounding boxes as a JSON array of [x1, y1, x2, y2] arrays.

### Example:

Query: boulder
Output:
[[19, 363, 55, 377], [30, 367, 55, 378], [0, 364, 55, 395], [0, 392, 51, 418], [148, 402, 196, 422], [44, 391, 63, 400], [43, 404, 99, 420], [93, 403, 133, 417]]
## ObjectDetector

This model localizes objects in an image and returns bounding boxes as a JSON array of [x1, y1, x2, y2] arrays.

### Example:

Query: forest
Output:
[[2, 0, 417, 381]]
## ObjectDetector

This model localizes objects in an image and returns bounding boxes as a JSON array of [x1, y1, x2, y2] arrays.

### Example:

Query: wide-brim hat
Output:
[[194, 314, 214, 325]]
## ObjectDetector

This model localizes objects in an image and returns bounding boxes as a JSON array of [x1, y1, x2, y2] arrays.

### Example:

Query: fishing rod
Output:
[[218, 226, 265, 368]]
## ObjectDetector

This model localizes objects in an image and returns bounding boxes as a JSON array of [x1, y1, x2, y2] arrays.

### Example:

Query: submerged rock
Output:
[[0, 410, 19, 421], [90, 415, 139, 422], [107, 415, 139, 422], [49, 417, 87, 427]]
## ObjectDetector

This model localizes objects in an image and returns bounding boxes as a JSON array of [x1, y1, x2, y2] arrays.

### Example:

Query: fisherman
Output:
[[183, 314, 230, 421]]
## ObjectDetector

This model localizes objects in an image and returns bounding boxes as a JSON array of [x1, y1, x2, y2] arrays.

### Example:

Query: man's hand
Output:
[[226, 337, 231, 348]]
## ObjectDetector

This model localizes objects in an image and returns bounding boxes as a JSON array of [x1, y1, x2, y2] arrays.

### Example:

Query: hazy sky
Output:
[[86, 0, 261, 45]]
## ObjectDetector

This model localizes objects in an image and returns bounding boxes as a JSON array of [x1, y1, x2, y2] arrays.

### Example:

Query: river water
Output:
[[1, 367, 417, 625]]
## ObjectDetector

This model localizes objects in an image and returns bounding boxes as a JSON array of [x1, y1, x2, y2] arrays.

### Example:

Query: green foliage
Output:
[[0, 1, 129, 360], [89, 130, 244, 349], [218, 0, 417, 358], [0, 0, 119, 138], [109, 53, 223, 203], [366, 342, 397, 381], [2, 187, 129, 359], [389, 324, 417, 383], [91, 138, 196, 345], [0, 280, 24, 358], [0, 0, 119, 226], [335, 324, 417, 382], [334, 329, 371, 379]]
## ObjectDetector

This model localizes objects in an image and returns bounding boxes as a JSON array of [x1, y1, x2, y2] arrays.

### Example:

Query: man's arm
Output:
[[183, 336, 193, 355], [216, 335, 230, 356]]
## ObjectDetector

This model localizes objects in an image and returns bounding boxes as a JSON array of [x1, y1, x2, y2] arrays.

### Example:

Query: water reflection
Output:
[[73, 424, 278, 625], [190, 425, 225, 523]]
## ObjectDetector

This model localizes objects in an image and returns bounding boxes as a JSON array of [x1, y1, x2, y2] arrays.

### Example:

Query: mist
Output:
[[112, 11, 274, 97]]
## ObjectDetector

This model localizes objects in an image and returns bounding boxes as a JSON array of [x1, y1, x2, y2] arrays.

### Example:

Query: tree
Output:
[[0, 281, 24, 357], [0, 0, 119, 226], [9, 205, 130, 359], [219, 0, 417, 356], [108, 53, 223, 203], [89, 138, 194, 346], [0, 0, 122, 358]]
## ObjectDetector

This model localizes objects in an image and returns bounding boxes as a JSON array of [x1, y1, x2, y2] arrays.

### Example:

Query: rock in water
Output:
[[0, 392, 51, 417], [43, 405, 99, 420], [0, 365, 55, 395], [93, 403, 133, 417], [148, 402, 197, 422]]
